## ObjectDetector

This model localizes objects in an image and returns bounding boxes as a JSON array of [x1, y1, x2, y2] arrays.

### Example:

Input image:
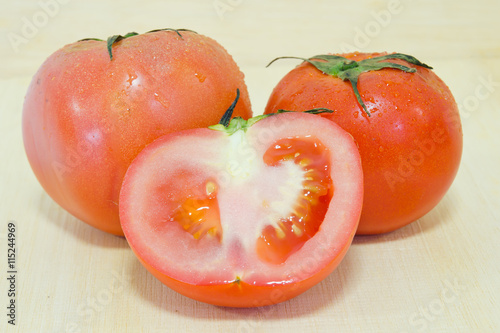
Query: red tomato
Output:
[[22, 29, 252, 235], [265, 52, 463, 234], [119, 111, 363, 307]]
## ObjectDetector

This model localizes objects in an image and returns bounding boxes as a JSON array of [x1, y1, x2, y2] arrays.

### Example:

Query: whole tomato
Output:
[[22, 29, 252, 236], [265, 52, 463, 234]]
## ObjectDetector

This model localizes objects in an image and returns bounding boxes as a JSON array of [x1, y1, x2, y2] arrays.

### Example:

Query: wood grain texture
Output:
[[1, 0, 499, 332]]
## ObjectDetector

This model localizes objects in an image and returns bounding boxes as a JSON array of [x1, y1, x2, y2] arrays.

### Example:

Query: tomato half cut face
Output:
[[120, 112, 363, 307]]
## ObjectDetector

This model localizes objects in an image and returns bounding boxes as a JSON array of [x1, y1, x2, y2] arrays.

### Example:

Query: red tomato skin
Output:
[[135, 234, 352, 307], [22, 31, 252, 235], [265, 52, 463, 234]]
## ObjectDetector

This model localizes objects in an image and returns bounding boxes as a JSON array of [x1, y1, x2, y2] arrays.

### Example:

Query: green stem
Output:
[[218, 89, 240, 127], [106, 32, 138, 60]]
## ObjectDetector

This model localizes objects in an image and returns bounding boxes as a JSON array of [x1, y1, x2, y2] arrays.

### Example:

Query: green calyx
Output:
[[209, 89, 253, 135], [209, 89, 334, 135], [106, 32, 139, 60], [267, 53, 432, 117], [78, 28, 197, 60]]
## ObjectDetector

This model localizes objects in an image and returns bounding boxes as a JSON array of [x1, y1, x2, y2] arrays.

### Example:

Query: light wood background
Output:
[[1, 0, 499, 332]]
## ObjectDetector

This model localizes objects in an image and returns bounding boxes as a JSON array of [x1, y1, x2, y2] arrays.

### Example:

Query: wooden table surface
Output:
[[1, 0, 499, 332]]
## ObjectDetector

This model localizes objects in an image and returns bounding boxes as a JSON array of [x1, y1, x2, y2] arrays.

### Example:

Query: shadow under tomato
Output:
[[126, 244, 359, 320], [37, 189, 128, 249]]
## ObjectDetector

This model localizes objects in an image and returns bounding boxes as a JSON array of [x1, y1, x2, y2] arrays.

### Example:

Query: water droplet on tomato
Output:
[[291, 89, 304, 98], [154, 93, 170, 109], [195, 72, 206, 83], [126, 73, 137, 86]]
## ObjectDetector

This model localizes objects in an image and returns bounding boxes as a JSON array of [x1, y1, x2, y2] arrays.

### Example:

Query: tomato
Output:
[[119, 105, 363, 307], [265, 52, 463, 234], [22, 29, 252, 235]]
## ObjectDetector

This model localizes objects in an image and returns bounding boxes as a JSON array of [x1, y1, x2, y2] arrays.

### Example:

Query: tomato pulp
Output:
[[119, 112, 363, 307]]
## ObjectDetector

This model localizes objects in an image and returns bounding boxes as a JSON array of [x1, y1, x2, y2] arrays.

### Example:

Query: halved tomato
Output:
[[119, 106, 363, 307]]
